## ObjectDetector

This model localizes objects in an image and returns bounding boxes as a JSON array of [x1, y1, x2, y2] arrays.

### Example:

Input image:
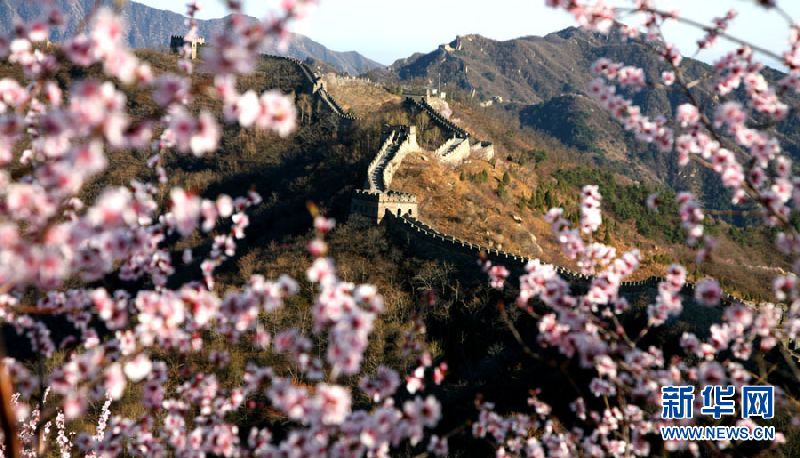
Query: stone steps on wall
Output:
[[366, 131, 399, 191], [366, 127, 409, 192]]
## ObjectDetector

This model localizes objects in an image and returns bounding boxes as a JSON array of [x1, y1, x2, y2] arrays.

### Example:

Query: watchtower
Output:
[[169, 35, 206, 60]]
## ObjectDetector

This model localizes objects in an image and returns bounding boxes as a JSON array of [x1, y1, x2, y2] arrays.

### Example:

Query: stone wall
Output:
[[471, 141, 495, 161], [364, 126, 418, 192], [262, 55, 359, 121], [351, 190, 417, 224], [365, 131, 399, 190], [352, 125, 420, 223], [406, 96, 495, 164], [385, 212, 596, 283], [383, 212, 747, 303], [383, 127, 418, 187], [406, 97, 468, 139], [435, 137, 471, 164]]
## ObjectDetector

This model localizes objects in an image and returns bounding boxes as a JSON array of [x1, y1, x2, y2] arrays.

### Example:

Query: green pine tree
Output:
[[544, 190, 554, 209]]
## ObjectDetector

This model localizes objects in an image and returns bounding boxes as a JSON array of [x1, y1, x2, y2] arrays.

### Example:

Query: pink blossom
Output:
[[190, 111, 220, 156], [313, 384, 351, 425], [104, 363, 126, 400], [123, 355, 152, 382], [676, 104, 700, 127], [488, 265, 510, 289], [169, 188, 202, 236], [662, 71, 675, 86], [695, 278, 721, 306], [580, 185, 602, 234], [153, 74, 190, 107]]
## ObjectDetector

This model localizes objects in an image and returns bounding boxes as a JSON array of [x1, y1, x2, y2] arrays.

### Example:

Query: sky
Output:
[[135, 0, 800, 66]]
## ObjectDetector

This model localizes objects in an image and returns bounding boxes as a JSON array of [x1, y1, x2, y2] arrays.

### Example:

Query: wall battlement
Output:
[[169, 35, 205, 59], [435, 137, 471, 164], [262, 55, 359, 121], [406, 97, 494, 163], [364, 126, 418, 192], [383, 212, 745, 303], [353, 189, 418, 203], [406, 97, 468, 139], [352, 125, 419, 222]]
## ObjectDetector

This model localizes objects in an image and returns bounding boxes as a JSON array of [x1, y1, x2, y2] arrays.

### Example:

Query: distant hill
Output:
[[386, 28, 690, 104], [386, 27, 800, 210], [0, 0, 382, 75]]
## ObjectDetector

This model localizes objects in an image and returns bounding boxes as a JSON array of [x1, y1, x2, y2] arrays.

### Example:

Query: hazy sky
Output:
[[135, 0, 800, 65]]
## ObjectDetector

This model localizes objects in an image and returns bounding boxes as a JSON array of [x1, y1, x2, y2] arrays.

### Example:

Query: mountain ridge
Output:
[[381, 27, 800, 211], [0, 0, 382, 75]]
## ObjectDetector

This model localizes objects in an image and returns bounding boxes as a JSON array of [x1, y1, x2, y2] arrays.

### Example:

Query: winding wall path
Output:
[[263, 55, 359, 120], [406, 97, 468, 139], [285, 64, 746, 305], [385, 212, 746, 304]]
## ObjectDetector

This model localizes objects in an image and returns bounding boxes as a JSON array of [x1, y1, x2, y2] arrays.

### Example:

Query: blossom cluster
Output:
[[471, 1, 800, 456], [587, 73, 675, 153], [0, 1, 449, 456]]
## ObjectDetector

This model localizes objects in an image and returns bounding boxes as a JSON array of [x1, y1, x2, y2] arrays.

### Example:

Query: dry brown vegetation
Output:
[[293, 71, 782, 301], [323, 75, 402, 117], [386, 97, 782, 300]]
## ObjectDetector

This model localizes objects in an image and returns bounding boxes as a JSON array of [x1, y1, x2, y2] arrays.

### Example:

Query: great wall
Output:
[[263, 54, 359, 121], [260, 53, 742, 304], [351, 125, 420, 223], [404, 97, 495, 161]]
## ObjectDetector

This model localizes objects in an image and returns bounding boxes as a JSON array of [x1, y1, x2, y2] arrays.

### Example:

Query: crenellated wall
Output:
[[405, 97, 495, 164], [351, 190, 418, 223], [262, 55, 359, 121], [382, 212, 746, 303], [170, 35, 205, 59], [406, 97, 468, 139], [352, 125, 420, 223], [364, 126, 418, 192], [435, 137, 471, 164], [383, 127, 418, 188], [365, 131, 399, 190]]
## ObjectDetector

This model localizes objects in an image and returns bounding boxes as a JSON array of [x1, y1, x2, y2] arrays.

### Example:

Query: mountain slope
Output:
[[0, 0, 382, 74], [388, 27, 800, 211], [388, 28, 698, 104]]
